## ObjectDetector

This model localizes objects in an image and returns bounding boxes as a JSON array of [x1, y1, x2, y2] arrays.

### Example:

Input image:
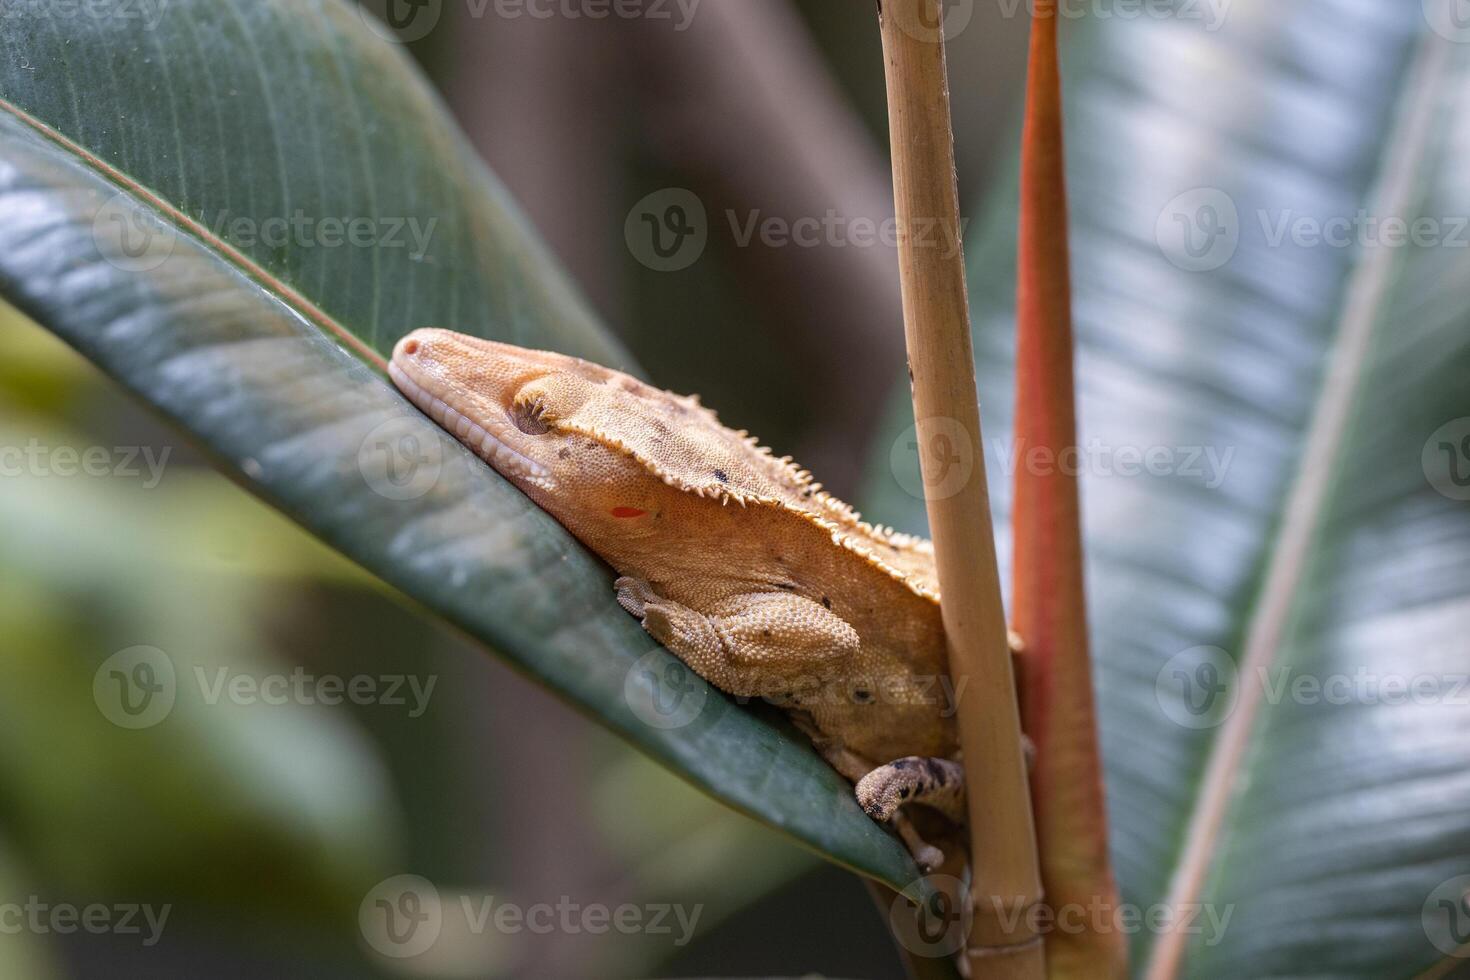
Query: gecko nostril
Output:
[[401, 339, 420, 356]]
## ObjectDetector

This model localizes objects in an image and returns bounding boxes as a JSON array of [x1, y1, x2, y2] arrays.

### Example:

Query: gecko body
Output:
[[390, 328, 972, 868]]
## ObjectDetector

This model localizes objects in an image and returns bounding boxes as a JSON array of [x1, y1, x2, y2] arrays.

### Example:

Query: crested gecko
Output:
[[389, 328, 1006, 870]]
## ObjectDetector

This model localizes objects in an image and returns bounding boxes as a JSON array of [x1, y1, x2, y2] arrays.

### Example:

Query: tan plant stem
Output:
[[876, 2, 1045, 977]]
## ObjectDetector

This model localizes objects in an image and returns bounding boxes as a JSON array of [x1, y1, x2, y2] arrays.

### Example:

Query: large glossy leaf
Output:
[[866, 2, 1470, 975], [0, 0, 919, 891]]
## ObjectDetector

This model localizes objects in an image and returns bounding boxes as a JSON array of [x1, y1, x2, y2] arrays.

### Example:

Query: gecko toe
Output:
[[614, 577, 650, 617], [913, 844, 944, 874], [641, 604, 674, 637], [855, 771, 902, 822]]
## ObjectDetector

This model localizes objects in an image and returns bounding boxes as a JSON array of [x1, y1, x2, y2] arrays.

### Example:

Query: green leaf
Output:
[[867, 6, 1470, 976], [0, 0, 918, 894]]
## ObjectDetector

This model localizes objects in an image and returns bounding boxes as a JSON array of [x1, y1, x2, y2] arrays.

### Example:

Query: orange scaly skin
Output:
[[390, 329, 967, 868]]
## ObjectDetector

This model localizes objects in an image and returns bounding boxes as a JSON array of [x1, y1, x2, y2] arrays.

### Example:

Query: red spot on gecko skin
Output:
[[610, 507, 647, 519]]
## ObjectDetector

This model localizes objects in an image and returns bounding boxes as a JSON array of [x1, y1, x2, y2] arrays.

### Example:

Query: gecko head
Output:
[[389, 328, 606, 496], [391, 329, 809, 547], [389, 329, 707, 515]]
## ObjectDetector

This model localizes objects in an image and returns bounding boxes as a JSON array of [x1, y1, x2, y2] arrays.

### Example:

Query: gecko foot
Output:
[[856, 756, 966, 824]]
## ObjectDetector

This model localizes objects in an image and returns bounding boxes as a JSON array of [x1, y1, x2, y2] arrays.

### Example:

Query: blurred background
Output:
[[0, 2, 1031, 977]]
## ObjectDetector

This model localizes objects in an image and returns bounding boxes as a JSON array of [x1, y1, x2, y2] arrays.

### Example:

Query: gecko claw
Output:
[[912, 843, 944, 874]]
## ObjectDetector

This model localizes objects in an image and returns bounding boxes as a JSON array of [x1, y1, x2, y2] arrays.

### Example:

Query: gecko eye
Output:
[[510, 398, 551, 436]]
